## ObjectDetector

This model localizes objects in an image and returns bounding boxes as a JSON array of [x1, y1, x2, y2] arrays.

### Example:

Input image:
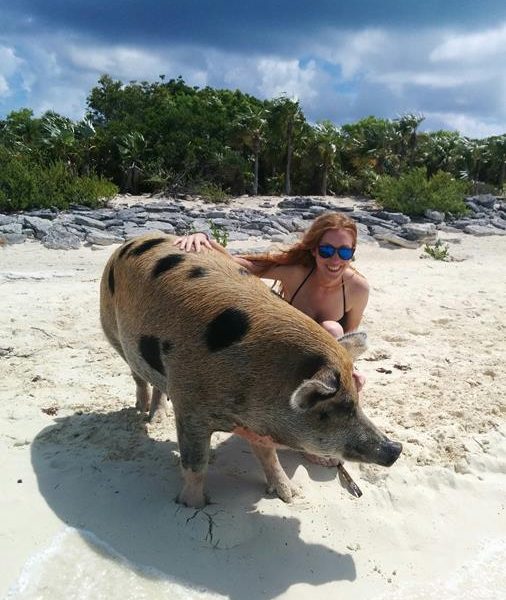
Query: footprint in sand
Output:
[[431, 317, 452, 325]]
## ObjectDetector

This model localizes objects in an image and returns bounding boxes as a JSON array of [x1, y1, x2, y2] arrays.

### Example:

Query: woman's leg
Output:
[[320, 320, 344, 339]]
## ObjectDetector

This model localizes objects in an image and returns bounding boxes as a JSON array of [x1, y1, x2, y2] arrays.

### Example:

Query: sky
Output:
[[1, 1, 506, 138]]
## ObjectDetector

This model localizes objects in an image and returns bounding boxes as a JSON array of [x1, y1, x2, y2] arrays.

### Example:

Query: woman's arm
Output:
[[173, 233, 281, 278], [343, 275, 370, 333]]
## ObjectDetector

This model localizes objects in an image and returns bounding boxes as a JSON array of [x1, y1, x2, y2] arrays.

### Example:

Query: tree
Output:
[[312, 121, 341, 196], [393, 113, 424, 170], [270, 96, 305, 194], [235, 103, 270, 195]]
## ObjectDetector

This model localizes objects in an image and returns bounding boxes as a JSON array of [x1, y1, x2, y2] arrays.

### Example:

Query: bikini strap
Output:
[[289, 266, 315, 305]]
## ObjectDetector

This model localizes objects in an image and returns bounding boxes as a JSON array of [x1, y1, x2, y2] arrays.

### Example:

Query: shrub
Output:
[[0, 148, 118, 212], [423, 239, 451, 261], [374, 168, 469, 216], [195, 182, 230, 204]]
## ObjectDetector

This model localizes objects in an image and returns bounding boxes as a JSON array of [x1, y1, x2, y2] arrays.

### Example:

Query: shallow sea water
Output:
[[6, 527, 505, 600]]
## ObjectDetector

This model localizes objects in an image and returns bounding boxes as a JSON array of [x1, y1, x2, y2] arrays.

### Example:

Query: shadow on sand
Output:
[[31, 409, 355, 599]]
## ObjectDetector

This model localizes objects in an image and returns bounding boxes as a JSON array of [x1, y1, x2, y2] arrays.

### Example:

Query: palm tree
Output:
[[116, 131, 147, 193], [271, 96, 304, 195], [393, 113, 425, 170], [485, 135, 506, 190], [236, 104, 269, 195], [313, 121, 341, 196]]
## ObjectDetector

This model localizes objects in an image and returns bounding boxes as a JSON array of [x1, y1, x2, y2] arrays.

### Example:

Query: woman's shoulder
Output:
[[344, 268, 369, 295], [265, 262, 310, 282]]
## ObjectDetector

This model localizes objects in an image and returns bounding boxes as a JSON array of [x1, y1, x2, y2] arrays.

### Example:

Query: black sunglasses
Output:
[[318, 244, 355, 260]]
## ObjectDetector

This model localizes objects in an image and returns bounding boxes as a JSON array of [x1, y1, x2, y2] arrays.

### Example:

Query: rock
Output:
[[227, 231, 251, 242], [490, 217, 506, 230], [23, 216, 53, 239], [473, 194, 497, 209], [400, 223, 437, 243], [0, 214, 17, 226], [124, 228, 165, 241], [1, 233, 26, 244], [144, 202, 181, 213], [0, 223, 23, 234], [424, 209, 445, 223], [375, 211, 411, 225], [86, 231, 124, 245], [74, 215, 107, 230], [42, 224, 82, 249], [463, 225, 506, 236], [143, 220, 175, 234], [372, 228, 421, 248]]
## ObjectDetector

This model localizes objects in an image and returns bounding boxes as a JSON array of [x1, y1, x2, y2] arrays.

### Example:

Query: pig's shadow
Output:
[[32, 409, 356, 600]]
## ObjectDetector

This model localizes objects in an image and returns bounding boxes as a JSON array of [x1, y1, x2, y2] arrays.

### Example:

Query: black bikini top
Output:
[[288, 266, 347, 327]]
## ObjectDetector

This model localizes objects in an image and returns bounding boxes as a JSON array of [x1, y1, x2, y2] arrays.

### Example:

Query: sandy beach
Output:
[[1, 196, 505, 599]]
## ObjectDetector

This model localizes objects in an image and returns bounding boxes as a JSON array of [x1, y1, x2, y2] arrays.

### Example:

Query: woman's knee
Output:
[[320, 320, 344, 339]]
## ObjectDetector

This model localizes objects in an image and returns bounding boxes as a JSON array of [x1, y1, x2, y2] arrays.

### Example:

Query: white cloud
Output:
[[2, 21, 506, 137], [424, 111, 506, 139], [0, 45, 24, 97], [430, 23, 506, 63]]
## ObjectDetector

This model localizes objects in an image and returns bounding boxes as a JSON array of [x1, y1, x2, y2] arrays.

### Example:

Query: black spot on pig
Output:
[[205, 308, 250, 352], [139, 335, 165, 375], [118, 240, 135, 259], [188, 266, 208, 278], [130, 237, 167, 257], [108, 265, 115, 295], [153, 254, 185, 278]]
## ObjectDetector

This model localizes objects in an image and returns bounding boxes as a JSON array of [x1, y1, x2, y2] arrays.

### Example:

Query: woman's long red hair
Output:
[[239, 212, 358, 276]]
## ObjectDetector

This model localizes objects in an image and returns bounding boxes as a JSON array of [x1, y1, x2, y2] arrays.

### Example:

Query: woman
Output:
[[175, 212, 369, 392]]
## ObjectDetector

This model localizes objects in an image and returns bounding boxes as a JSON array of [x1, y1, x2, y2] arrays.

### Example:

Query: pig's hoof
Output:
[[176, 489, 208, 509], [267, 480, 300, 503], [135, 398, 150, 413], [148, 406, 169, 424]]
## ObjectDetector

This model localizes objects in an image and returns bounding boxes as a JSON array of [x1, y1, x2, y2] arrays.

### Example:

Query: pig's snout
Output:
[[377, 440, 402, 467]]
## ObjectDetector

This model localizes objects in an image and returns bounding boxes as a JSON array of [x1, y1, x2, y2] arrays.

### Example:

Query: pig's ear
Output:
[[338, 331, 367, 360], [290, 372, 340, 413]]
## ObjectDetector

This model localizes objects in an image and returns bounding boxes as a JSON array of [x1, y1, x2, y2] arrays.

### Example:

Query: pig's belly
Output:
[[232, 426, 287, 449]]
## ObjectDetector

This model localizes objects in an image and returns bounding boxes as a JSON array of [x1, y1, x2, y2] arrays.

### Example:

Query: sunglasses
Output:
[[318, 244, 355, 260]]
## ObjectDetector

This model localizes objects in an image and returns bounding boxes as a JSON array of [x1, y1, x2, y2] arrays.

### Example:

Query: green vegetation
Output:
[[374, 168, 469, 216], [423, 239, 451, 261], [0, 148, 117, 212], [1, 75, 505, 213], [208, 220, 229, 247]]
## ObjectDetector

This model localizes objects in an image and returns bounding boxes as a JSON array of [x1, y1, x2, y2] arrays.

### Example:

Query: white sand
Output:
[[1, 196, 505, 599]]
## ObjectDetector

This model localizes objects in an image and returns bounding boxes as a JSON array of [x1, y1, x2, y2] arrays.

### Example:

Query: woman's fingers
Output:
[[173, 234, 211, 253]]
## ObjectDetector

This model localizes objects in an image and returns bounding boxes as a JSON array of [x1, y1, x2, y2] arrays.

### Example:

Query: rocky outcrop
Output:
[[1, 194, 505, 249]]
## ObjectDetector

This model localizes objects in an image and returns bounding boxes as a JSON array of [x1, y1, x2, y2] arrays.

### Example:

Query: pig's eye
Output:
[[319, 411, 330, 422]]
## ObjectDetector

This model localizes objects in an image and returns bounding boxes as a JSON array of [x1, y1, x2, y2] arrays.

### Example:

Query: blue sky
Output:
[[1, 1, 506, 137]]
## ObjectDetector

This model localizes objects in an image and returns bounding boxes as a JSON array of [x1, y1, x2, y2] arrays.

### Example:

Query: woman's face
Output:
[[312, 228, 355, 280]]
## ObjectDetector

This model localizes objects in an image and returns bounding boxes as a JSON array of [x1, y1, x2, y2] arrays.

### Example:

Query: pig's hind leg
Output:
[[250, 443, 299, 503], [131, 370, 151, 413], [149, 387, 171, 423]]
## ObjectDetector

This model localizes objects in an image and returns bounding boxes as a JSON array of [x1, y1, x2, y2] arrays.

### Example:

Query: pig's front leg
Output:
[[250, 443, 299, 503], [175, 416, 211, 508]]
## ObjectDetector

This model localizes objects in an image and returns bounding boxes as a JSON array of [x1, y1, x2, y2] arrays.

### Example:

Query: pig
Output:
[[100, 233, 402, 508]]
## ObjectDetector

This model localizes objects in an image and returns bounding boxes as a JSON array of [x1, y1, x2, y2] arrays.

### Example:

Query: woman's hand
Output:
[[352, 369, 366, 392], [173, 232, 212, 253]]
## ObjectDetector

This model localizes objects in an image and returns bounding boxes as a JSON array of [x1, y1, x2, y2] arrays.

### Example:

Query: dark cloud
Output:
[[3, 1, 506, 53]]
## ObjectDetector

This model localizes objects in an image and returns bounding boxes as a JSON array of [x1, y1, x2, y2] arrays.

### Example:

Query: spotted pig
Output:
[[100, 233, 402, 507]]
